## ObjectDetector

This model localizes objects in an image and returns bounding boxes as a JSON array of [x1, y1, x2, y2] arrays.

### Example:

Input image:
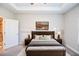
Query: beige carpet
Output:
[[0, 45, 70, 56], [0, 45, 23, 56]]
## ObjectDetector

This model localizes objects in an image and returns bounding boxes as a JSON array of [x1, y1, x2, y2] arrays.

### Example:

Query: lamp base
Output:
[[57, 34, 60, 39]]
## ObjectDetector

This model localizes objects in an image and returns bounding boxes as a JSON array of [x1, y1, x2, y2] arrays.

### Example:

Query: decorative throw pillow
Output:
[[44, 35, 51, 40], [39, 36, 45, 40], [35, 35, 42, 40]]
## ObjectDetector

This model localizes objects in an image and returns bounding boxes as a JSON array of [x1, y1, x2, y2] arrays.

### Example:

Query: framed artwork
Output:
[[36, 21, 49, 30]]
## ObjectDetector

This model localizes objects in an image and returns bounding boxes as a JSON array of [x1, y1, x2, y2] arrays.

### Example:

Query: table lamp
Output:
[[57, 32, 61, 39]]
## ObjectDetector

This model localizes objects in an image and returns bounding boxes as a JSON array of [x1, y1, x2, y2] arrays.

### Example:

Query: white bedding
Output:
[[27, 46, 65, 51], [29, 38, 61, 46], [32, 38, 57, 42]]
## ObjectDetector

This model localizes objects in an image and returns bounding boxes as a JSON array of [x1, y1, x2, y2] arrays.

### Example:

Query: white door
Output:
[[4, 19, 18, 49]]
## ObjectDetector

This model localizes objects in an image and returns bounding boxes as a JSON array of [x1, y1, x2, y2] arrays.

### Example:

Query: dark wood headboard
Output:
[[31, 31, 55, 39]]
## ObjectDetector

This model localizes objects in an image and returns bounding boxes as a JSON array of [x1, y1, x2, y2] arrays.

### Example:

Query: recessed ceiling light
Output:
[[43, 3, 47, 4], [30, 3, 34, 5]]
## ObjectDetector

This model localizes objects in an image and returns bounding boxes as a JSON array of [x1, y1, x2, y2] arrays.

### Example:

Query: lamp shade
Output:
[[58, 32, 61, 35], [57, 31, 61, 39]]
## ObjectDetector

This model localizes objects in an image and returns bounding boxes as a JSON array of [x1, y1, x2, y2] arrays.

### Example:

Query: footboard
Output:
[[25, 46, 66, 56]]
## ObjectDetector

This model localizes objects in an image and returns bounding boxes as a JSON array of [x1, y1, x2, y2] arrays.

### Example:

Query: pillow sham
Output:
[[35, 35, 52, 40]]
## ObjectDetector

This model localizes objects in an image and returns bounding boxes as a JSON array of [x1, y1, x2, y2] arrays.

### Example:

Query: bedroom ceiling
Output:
[[1, 3, 78, 14]]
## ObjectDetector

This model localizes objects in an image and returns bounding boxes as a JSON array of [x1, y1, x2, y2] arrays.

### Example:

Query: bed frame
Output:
[[26, 46, 66, 56], [25, 31, 66, 56]]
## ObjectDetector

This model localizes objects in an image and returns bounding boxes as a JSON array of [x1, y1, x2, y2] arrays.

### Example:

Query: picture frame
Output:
[[36, 21, 49, 30]]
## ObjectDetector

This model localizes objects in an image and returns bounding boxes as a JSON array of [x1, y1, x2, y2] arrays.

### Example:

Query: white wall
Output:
[[4, 19, 19, 49], [16, 13, 64, 44], [0, 5, 19, 47], [64, 5, 79, 53], [0, 5, 64, 45], [0, 5, 15, 19]]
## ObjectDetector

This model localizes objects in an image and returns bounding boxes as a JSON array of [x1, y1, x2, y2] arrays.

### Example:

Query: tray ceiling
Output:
[[1, 3, 78, 14]]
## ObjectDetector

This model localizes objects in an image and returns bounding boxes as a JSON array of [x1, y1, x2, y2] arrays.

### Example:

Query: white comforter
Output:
[[29, 38, 61, 46], [32, 38, 56, 41], [27, 46, 65, 51]]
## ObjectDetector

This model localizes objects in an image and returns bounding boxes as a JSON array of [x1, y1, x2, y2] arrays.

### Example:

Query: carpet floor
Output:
[[0, 45, 23, 56], [0, 45, 70, 56]]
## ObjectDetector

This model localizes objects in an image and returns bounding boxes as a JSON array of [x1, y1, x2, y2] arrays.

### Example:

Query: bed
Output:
[[25, 31, 66, 56]]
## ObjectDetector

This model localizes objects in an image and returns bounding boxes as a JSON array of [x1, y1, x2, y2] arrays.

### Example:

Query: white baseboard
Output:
[[65, 45, 79, 55]]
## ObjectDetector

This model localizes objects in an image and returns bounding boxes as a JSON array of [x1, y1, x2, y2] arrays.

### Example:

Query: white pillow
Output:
[[44, 35, 51, 40], [35, 35, 42, 40], [39, 36, 45, 40], [35, 35, 51, 40]]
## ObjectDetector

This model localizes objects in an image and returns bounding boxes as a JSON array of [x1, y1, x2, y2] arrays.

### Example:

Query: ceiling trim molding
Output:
[[0, 3, 78, 14]]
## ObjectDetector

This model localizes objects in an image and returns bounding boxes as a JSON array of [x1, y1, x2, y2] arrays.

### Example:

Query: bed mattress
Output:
[[28, 39, 61, 46]]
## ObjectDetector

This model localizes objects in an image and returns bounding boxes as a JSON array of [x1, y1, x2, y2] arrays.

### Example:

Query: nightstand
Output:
[[56, 39, 62, 44], [24, 38, 32, 46]]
